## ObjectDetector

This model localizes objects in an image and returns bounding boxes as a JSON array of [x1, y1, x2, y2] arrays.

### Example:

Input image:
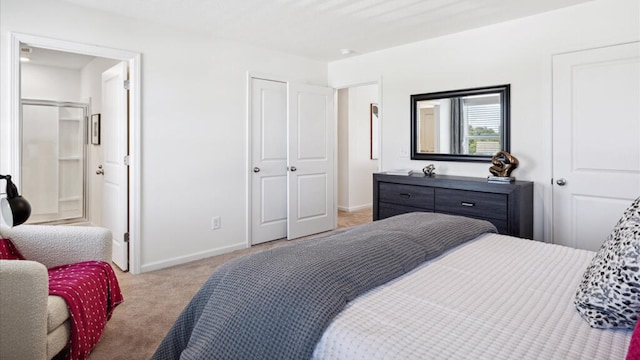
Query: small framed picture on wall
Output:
[[370, 103, 379, 159], [91, 114, 101, 145]]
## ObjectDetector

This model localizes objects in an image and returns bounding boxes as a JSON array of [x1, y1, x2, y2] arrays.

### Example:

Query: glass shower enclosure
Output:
[[21, 99, 88, 223]]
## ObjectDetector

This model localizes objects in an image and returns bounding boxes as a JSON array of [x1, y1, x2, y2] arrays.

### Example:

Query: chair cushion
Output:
[[47, 295, 70, 332], [47, 321, 71, 360]]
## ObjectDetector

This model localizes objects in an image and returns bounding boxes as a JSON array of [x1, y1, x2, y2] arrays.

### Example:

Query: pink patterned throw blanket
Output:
[[48, 261, 124, 360]]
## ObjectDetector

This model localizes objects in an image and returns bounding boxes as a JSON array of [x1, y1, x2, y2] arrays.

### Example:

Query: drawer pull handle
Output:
[[399, 193, 412, 199], [461, 202, 475, 207]]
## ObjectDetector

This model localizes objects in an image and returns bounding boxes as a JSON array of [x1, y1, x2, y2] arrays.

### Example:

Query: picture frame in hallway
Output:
[[370, 103, 379, 160], [91, 114, 101, 145]]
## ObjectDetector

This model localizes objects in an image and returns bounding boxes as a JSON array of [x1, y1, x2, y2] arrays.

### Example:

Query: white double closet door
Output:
[[251, 78, 335, 245]]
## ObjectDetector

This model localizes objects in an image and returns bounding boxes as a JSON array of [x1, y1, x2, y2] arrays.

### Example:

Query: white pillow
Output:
[[575, 196, 640, 329]]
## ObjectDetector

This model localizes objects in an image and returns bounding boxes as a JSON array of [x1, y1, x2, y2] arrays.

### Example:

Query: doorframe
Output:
[[332, 78, 383, 171], [332, 77, 384, 213], [7, 32, 143, 274]]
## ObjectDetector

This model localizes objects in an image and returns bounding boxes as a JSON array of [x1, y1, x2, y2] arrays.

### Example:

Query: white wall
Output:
[[328, 0, 640, 241], [1, 0, 328, 272], [337, 84, 379, 212], [80, 58, 121, 123], [21, 63, 80, 101], [347, 84, 378, 211]]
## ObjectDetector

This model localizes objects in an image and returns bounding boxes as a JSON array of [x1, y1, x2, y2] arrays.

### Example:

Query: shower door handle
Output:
[[96, 165, 104, 175]]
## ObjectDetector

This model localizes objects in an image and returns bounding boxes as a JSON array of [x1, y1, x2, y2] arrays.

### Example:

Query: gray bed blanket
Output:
[[152, 212, 497, 360]]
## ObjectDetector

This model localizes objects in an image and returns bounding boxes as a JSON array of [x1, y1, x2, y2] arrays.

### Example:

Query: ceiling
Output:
[[57, 0, 592, 61], [20, 46, 96, 69]]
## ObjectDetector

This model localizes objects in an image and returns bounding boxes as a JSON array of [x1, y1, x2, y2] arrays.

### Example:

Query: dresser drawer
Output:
[[379, 182, 434, 210], [373, 173, 533, 238], [435, 188, 507, 220], [378, 203, 431, 220]]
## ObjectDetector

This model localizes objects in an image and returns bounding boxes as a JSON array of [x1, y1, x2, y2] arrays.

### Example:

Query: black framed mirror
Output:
[[411, 84, 510, 162]]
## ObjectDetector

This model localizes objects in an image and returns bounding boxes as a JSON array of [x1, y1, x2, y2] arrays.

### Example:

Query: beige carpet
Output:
[[88, 209, 371, 359]]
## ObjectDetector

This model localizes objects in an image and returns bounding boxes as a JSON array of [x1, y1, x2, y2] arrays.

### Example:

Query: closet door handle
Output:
[[253, 167, 260, 173], [96, 165, 104, 175]]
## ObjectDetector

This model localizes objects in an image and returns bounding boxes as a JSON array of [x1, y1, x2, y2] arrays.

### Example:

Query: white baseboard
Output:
[[140, 242, 247, 273], [338, 204, 372, 212]]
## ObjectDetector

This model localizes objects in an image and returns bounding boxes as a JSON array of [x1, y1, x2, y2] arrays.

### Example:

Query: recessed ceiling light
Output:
[[340, 48, 356, 56]]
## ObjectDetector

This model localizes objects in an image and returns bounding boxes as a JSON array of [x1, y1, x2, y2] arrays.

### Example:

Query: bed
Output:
[[312, 233, 631, 359], [152, 202, 640, 360]]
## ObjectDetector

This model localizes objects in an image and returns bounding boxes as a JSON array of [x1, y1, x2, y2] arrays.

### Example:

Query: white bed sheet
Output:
[[312, 233, 632, 360]]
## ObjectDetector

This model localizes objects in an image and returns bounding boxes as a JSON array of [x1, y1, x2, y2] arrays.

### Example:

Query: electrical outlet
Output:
[[212, 216, 221, 230]]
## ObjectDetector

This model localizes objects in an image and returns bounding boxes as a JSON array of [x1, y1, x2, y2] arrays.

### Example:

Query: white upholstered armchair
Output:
[[0, 225, 112, 360]]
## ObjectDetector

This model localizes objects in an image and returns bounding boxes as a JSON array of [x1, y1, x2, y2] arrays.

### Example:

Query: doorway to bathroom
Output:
[[8, 33, 142, 273]]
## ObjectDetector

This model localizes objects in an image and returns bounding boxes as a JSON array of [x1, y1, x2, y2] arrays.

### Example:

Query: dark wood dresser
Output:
[[373, 173, 534, 238]]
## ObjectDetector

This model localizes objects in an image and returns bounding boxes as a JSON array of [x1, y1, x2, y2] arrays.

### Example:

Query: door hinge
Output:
[[124, 232, 130, 243], [123, 155, 130, 166], [123, 80, 130, 90]]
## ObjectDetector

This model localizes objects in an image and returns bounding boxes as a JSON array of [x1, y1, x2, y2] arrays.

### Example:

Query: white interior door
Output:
[[251, 78, 288, 245], [552, 42, 640, 251], [101, 62, 129, 271], [287, 83, 336, 239]]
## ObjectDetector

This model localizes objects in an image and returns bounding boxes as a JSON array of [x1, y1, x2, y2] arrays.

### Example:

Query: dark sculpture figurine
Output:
[[422, 164, 436, 177], [489, 151, 519, 177]]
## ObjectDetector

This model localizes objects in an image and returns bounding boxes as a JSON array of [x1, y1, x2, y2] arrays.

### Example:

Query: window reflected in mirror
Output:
[[416, 93, 502, 155]]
